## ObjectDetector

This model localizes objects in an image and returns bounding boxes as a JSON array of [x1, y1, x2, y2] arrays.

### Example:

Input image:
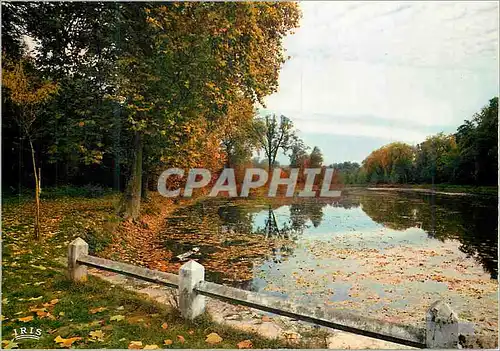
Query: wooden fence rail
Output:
[[68, 237, 472, 349]]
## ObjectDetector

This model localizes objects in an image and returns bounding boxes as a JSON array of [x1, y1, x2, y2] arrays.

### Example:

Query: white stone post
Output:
[[426, 300, 461, 348], [179, 260, 205, 320], [68, 237, 88, 282]]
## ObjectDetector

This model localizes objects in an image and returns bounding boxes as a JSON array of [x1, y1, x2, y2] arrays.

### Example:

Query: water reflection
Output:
[[358, 192, 498, 279], [164, 191, 497, 279]]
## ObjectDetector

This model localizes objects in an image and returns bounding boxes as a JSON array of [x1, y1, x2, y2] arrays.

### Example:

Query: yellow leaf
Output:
[[110, 314, 125, 321], [89, 330, 105, 342], [28, 296, 43, 301], [54, 335, 82, 347], [18, 316, 34, 322], [29, 307, 47, 313], [50, 299, 59, 305], [237, 340, 253, 349], [177, 335, 185, 344], [128, 341, 143, 349], [90, 307, 107, 314], [163, 340, 173, 346], [143, 345, 159, 349], [205, 332, 223, 344], [161, 322, 168, 329], [2, 340, 18, 349]]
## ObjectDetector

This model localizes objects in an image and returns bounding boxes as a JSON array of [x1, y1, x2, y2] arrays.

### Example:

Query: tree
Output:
[[455, 97, 498, 185], [254, 114, 298, 171], [362, 142, 414, 184], [414, 133, 459, 184], [330, 162, 362, 184], [309, 146, 324, 168], [2, 57, 59, 239], [221, 97, 260, 168], [114, 3, 301, 219], [289, 139, 309, 168]]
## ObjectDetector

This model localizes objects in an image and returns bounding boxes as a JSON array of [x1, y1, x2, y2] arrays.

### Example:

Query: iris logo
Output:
[[13, 326, 42, 341]]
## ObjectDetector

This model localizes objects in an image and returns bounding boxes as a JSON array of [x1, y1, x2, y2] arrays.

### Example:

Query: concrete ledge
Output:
[[195, 281, 426, 348]]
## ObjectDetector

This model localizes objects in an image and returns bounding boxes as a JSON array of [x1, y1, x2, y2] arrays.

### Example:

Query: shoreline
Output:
[[365, 187, 473, 197]]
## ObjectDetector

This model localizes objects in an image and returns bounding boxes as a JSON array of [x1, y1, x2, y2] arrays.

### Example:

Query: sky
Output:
[[259, 1, 499, 165]]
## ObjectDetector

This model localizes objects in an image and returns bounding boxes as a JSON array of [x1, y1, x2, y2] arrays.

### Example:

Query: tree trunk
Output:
[[119, 132, 143, 220], [141, 166, 149, 201], [29, 139, 41, 240]]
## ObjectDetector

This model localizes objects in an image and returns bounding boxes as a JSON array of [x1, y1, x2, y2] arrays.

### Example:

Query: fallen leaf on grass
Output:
[[143, 345, 159, 349], [161, 322, 168, 329], [50, 299, 59, 305], [237, 340, 253, 349], [54, 335, 82, 347], [18, 316, 34, 322], [90, 307, 107, 314], [2, 340, 19, 349], [89, 330, 105, 342], [28, 296, 43, 301], [164, 340, 173, 346], [110, 314, 125, 321], [128, 341, 143, 349], [29, 307, 47, 313], [188, 330, 194, 335], [177, 335, 185, 344], [205, 333, 223, 344]]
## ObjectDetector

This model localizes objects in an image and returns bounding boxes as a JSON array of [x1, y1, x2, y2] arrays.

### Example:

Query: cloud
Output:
[[262, 1, 499, 148]]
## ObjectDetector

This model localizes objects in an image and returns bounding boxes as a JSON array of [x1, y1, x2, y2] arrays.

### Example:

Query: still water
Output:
[[162, 189, 498, 330]]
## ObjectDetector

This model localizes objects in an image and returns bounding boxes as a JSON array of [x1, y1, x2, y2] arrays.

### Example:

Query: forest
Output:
[[2, 2, 497, 228], [2, 2, 302, 222]]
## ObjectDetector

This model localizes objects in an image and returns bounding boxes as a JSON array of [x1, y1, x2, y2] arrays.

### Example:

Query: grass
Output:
[[1, 192, 307, 349]]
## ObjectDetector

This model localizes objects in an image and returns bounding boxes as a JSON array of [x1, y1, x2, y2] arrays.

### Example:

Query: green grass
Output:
[[1, 194, 307, 349]]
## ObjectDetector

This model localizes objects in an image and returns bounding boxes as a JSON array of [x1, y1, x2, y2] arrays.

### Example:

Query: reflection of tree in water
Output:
[[217, 203, 253, 235], [360, 192, 498, 279]]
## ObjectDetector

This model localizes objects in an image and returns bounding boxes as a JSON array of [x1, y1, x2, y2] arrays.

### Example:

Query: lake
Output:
[[161, 189, 498, 339]]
